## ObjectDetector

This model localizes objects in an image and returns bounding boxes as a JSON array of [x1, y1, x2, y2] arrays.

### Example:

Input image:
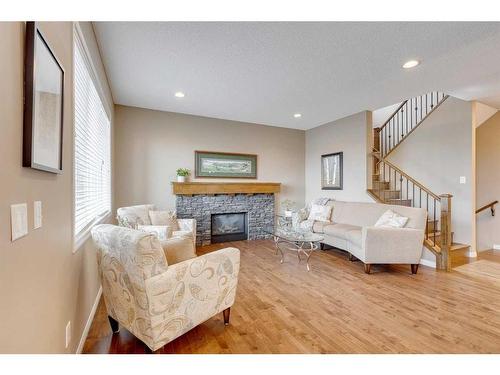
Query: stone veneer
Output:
[[176, 193, 275, 246]]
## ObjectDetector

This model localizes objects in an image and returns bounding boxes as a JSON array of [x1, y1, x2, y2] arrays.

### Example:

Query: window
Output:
[[73, 28, 111, 244]]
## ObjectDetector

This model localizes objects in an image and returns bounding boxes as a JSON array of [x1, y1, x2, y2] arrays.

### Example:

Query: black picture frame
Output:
[[23, 22, 65, 174], [321, 152, 343, 190]]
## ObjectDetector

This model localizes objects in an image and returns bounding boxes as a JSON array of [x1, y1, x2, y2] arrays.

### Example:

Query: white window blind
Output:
[[74, 30, 111, 239]]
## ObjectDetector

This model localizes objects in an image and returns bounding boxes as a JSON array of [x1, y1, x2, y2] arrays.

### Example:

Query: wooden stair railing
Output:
[[369, 156, 453, 271], [377, 92, 449, 158], [476, 200, 498, 216]]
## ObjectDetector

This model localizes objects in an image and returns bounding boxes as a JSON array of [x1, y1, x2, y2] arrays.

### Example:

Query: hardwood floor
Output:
[[82, 241, 500, 354]]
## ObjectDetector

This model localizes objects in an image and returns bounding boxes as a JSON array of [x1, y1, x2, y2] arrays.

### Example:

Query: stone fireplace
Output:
[[176, 193, 275, 246], [173, 182, 280, 246]]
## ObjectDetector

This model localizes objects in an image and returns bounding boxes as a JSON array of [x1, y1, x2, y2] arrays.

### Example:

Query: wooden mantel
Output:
[[172, 182, 281, 195]]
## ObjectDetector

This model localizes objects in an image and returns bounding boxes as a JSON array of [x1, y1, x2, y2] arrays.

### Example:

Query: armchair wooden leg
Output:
[[364, 264, 371, 274], [108, 315, 120, 333], [411, 264, 419, 274], [320, 243, 325, 250], [223, 307, 231, 326]]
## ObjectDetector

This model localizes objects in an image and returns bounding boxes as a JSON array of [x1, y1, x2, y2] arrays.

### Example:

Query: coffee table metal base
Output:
[[273, 236, 319, 271]]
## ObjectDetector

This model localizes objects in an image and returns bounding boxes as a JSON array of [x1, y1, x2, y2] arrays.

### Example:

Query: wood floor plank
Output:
[[82, 241, 500, 354]]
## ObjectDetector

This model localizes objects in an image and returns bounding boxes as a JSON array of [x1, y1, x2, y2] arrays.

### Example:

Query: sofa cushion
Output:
[[312, 221, 329, 234], [323, 223, 362, 240], [345, 229, 362, 248], [374, 209, 409, 228], [308, 204, 332, 222]]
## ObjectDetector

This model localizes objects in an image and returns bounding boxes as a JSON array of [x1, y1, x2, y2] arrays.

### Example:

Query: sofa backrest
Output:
[[328, 200, 427, 230]]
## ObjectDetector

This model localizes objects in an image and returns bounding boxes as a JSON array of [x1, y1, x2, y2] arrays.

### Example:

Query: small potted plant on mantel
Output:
[[281, 199, 296, 217], [176, 168, 190, 183]]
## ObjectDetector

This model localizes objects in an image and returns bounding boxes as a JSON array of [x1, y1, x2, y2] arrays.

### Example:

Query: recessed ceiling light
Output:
[[175, 92, 185, 98], [294, 113, 302, 118], [402, 60, 420, 69]]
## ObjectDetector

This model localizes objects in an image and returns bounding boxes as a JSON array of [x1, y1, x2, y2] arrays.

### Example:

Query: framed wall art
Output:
[[23, 22, 65, 174], [195, 151, 257, 178], [321, 152, 343, 190]]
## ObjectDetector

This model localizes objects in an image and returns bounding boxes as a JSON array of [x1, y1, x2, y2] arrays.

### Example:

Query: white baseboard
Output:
[[419, 258, 436, 269], [76, 286, 102, 354]]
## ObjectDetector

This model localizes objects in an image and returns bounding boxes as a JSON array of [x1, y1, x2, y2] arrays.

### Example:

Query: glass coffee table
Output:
[[264, 225, 324, 271]]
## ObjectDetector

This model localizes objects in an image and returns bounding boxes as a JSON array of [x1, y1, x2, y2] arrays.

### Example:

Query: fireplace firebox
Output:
[[211, 212, 248, 243]]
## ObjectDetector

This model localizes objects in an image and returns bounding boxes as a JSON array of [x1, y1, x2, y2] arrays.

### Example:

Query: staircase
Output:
[[368, 92, 470, 271]]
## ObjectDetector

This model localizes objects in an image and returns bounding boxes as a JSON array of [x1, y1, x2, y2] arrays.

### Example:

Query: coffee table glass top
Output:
[[264, 226, 324, 243]]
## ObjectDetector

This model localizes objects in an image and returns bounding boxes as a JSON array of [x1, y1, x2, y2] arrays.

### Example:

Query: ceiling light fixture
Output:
[[294, 113, 302, 118], [402, 60, 420, 69], [175, 92, 185, 98]]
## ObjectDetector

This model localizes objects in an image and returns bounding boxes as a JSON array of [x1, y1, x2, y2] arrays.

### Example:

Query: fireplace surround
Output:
[[176, 193, 274, 246]]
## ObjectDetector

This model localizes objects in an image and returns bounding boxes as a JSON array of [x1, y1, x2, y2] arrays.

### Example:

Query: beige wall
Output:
[[305, 111, 374, 203], [114, 105, 305, 213], [0, 22, 112, 353], [476, 111, 500, 251], [387, 97, 474, 255]]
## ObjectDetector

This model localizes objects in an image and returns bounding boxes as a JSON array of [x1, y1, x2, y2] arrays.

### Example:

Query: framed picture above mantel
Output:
[[321, 152, 343, 190], [195, 151, 257, 178], [23, 22, 65, 174]]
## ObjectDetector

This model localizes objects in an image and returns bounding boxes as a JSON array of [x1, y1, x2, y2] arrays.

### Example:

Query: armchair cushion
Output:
[[138, 225, 173, 240], [149, 210, 180, 230], [159, 236, 197, 265], [117, 204, 155, 228]]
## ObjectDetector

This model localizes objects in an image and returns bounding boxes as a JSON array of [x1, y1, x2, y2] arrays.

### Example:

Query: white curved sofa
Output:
[[296, 200, 427, 274]]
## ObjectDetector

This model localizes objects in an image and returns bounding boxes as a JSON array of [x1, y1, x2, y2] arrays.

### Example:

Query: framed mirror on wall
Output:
[[321, 152, 343, 190], [23, 21, 65, 174]]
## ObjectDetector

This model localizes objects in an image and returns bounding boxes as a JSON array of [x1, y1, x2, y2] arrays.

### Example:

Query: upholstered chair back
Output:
[[116, 204, 155, 228], [91, 224, 168, 344]]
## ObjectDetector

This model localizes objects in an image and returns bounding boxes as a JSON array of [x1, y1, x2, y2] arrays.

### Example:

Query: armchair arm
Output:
[[362, 226, 424, 264], [177, 218, 196, 245], [145, 247, 240, 350]]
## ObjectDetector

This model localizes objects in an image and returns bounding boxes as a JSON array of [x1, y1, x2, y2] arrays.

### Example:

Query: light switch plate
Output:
[[11, 203, 28, 241], [459, 176, 466, 184], [34, 201, 42, 229]]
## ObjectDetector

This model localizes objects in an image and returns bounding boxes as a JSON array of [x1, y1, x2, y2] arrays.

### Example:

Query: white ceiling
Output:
[[93, 22, 500, 130]]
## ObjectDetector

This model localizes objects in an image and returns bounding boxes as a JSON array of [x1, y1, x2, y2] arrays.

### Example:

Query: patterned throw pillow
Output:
[[374, 209, 409, 228], [137, 225, 173, 240], [307, 204, 333, 222], [149, 210, 180, 231]]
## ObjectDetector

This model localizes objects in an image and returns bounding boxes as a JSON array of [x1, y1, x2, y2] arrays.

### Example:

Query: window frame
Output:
[[72, 23, 113, 252]]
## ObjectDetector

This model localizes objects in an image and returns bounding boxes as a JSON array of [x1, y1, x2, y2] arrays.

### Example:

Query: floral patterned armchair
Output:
[[91, 224, 240, 352]]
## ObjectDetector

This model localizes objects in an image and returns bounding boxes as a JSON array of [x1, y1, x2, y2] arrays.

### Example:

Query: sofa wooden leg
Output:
[[348, 253, 357, 262], [108, 315, 120, 333], [320, 243, 325, 250], [364, 264, 371, 274], [223, 307, 231, 326], [411, 264, 419, 274]]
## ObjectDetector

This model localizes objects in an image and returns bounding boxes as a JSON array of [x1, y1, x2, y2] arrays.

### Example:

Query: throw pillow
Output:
[[149, 210, 180, 230], [137, 225, 173, 240], [307, 204, 332, 222], [374, 209, 409, 228]]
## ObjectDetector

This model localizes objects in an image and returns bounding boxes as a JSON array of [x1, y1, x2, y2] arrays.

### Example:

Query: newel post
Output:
[[438, 194, 453, 271]]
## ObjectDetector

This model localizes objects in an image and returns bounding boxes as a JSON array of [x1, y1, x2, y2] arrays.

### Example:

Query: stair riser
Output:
[[381, 191, 401, 199], [372, 181, 390, 190]]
